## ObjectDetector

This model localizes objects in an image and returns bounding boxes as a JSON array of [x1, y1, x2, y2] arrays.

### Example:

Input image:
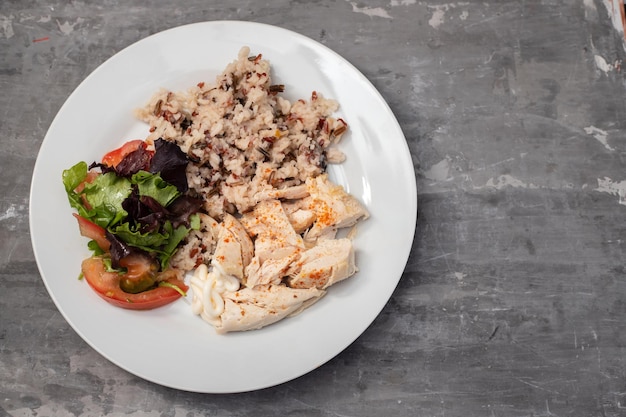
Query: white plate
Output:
[[29, 21, 417, 393]]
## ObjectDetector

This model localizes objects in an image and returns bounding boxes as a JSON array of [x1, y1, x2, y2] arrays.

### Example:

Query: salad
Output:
[[62, 138, 203, 309]]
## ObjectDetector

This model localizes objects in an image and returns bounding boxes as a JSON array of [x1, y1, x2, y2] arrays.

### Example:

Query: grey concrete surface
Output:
[[3, 0, 626, 415]]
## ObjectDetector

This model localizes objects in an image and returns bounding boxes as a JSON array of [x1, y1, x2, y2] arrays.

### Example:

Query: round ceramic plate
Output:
[[30, 21, 417, 393]]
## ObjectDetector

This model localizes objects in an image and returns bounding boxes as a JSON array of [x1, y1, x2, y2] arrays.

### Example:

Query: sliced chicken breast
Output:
[[240, 199, 305, 262], [222, 213, 254, 269], [258, 183, 309, 201], [245, 252, 299, 288], [304, 174, 369, 243], [214, 285, 325, 333], [282, 197, 316, 234], [212, 227, 244, 280], [287, 238, 356, 289]]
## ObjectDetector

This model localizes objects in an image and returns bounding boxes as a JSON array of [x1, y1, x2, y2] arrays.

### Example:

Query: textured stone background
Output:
[[3, 0, 626, 415]]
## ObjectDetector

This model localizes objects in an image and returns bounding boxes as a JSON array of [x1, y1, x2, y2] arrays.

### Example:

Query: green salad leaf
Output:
[[189, 212, 201, 230], [62, 161, 88, 193], [81, 172, 132, 228], [112, 222, 170, 248], [62, 162, 90, 218], [132, 171, 181, 207], [87, 240, 106, 256], [63, 147, 200, 273]]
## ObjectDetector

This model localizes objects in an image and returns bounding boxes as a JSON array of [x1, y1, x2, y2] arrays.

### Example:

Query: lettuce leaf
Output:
[[131, 171, 180, 207], [109, 220, 191, 270], [112, 221, 171, 248], [87, 239, 106, 256], [64, 140, 202, 273], [158, 222, 191, 270], [162, 221, 190, 255], [62, 161, 88, 193], [189, 213, 201, 230], [62, 162, 90, 217], [82, 172, 132, 227]]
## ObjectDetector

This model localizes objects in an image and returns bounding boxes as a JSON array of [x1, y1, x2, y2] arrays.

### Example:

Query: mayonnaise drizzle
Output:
[[190, 262, 240, 321]]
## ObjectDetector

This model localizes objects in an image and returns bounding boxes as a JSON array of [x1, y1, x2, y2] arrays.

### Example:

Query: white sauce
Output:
[[190, 262, 240, 322]]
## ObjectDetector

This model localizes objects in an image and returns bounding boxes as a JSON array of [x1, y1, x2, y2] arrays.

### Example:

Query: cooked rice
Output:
[[135, 46, 347, 217]]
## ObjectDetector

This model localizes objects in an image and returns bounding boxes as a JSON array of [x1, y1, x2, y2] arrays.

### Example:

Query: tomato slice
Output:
[[73, 213, 110, 252], [118, 253, 159, 294], [81, 256, 188, 310], [101, 139, 146, 168]]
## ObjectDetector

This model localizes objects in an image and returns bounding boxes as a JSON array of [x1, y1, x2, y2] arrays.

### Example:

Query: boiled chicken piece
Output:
[[214, 285, 325, 334], [287, 238, 356, 289], [222, 213, 254, 269], [259, 184, 309, 201], [245, 252, 300, 288], [211, 214, 254, 281], [281, 195, 312, 213], [199, 213, 221, 241], [286, 209, 316, 235], [240, 199, 305, 262], [304, 174, 369, 242], [282, 197, 316, 234], [212, 227, 244, 280]]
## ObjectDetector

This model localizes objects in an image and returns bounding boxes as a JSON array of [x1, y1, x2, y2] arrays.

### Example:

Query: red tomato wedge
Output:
[[101, 139, 146, 167], [73, 213, 110, 252], [81, 256, 188, 310], [118, 252, 158, 282], [117, 253, 160, 294]]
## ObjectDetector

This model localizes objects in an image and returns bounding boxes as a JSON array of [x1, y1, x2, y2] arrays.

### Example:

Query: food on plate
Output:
[[63, 46, 369, 331], [62, 139, 202, 309], [134, 47, 349, 220]]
